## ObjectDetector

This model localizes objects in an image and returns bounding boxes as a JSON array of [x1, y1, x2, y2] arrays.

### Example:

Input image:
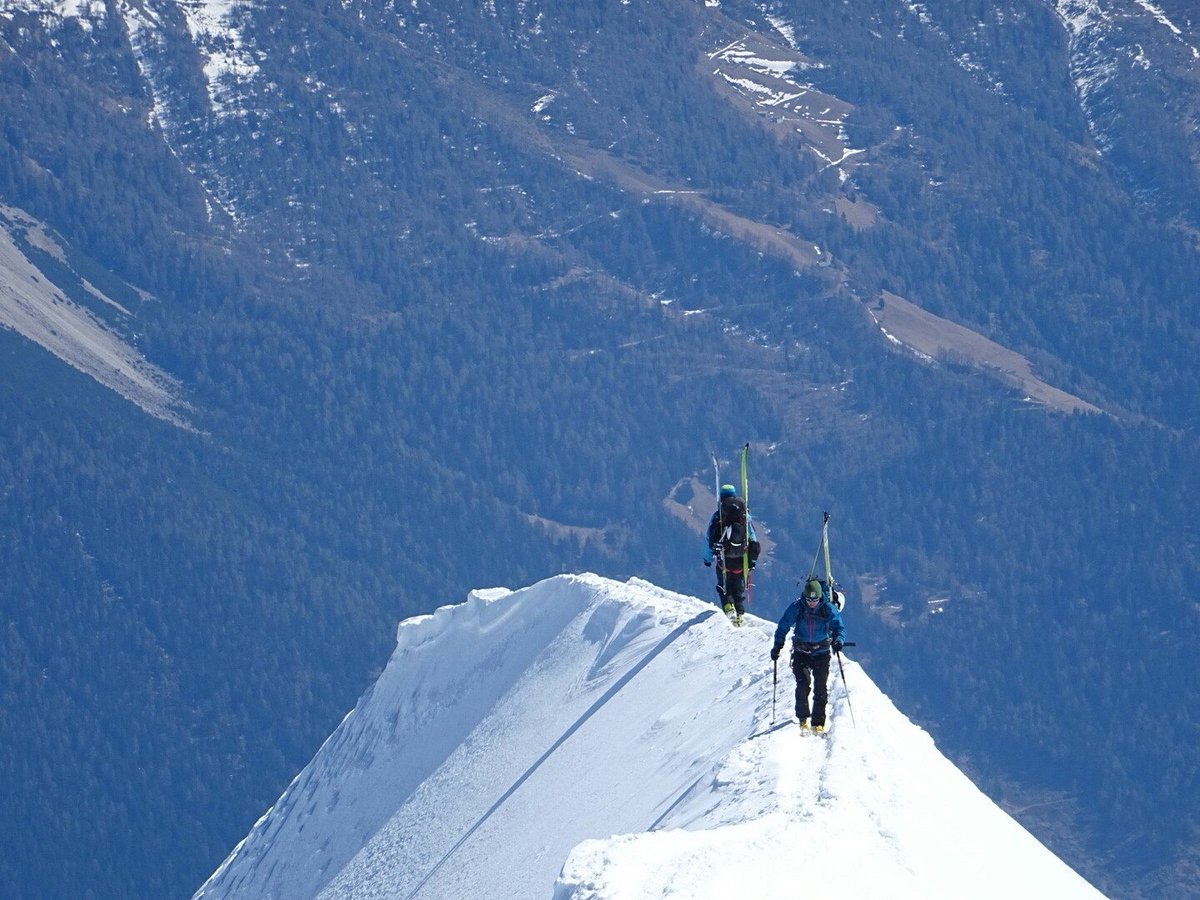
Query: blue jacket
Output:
[[773, 595, 845, 655], [702, 511, 759, 566]]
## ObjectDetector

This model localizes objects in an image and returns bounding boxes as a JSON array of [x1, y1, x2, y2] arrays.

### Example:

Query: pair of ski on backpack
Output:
[[707, 489, 760, 626], [707, 444, 759, 627]]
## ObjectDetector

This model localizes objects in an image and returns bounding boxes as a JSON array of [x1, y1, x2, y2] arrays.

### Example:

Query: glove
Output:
[[770, 645, 781, 662], [749, 559, 756, 569], [703, 559, 712, 567], [831, 639, 843, 653]]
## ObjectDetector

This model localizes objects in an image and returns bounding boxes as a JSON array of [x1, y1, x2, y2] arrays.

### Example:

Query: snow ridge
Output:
[[196, 574, 1102, 900]]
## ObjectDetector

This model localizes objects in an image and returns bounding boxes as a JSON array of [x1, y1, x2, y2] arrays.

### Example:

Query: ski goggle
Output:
[[805, 593, 821, 603]]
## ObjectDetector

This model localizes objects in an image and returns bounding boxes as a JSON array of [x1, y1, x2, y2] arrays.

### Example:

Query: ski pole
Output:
[[741, 443, 751, 606], [834, 645, 856, 728]]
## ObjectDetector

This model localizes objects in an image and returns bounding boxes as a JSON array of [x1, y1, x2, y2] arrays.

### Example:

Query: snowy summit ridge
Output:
[[196, 574, 1101, 899]]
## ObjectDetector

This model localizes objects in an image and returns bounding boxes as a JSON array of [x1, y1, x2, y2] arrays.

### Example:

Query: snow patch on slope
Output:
[[1055, 0, 1200, 153], [175, 0, 260, 116], [1133, 0, 1199, 55], [3, 1, 258, 226], [6, 0, 260, 116], [118, 0, 258, 224], [707, 35, 863, 176], [1055, 0, 1123, 155], [1, 0, 102, 17]]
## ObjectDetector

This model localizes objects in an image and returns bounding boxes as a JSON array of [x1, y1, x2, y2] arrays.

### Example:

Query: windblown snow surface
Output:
[[195, 574, 1102, 899]]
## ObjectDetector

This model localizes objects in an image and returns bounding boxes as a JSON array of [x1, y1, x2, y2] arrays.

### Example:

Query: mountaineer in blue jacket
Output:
[[771, 577, 846, 733]]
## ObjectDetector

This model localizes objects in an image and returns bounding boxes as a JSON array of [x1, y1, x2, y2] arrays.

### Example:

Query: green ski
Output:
[[740, 442, 751, 609]]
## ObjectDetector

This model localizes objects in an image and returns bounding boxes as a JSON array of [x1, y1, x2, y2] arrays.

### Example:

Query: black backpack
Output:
[[712, 495, 748, 560]]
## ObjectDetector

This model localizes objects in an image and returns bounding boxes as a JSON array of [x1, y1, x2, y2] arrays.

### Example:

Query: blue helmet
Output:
[[719, 484, 738, 498]]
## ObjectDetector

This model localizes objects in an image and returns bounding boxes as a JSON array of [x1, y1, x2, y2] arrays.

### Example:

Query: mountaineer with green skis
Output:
[[703, 482, 760, 626]]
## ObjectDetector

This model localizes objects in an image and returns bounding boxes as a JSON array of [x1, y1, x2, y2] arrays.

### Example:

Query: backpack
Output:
[[817, 578, 846, 611], [713, 495, 748, 560]]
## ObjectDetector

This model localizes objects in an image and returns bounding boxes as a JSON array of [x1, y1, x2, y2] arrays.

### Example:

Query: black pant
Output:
[[792, 650, 831, 726], [716, 568, 746, 615]]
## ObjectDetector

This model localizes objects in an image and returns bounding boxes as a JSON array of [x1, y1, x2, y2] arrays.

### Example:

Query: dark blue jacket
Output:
[[702, 511, 759, 568], [773, 595, 845, 655]]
